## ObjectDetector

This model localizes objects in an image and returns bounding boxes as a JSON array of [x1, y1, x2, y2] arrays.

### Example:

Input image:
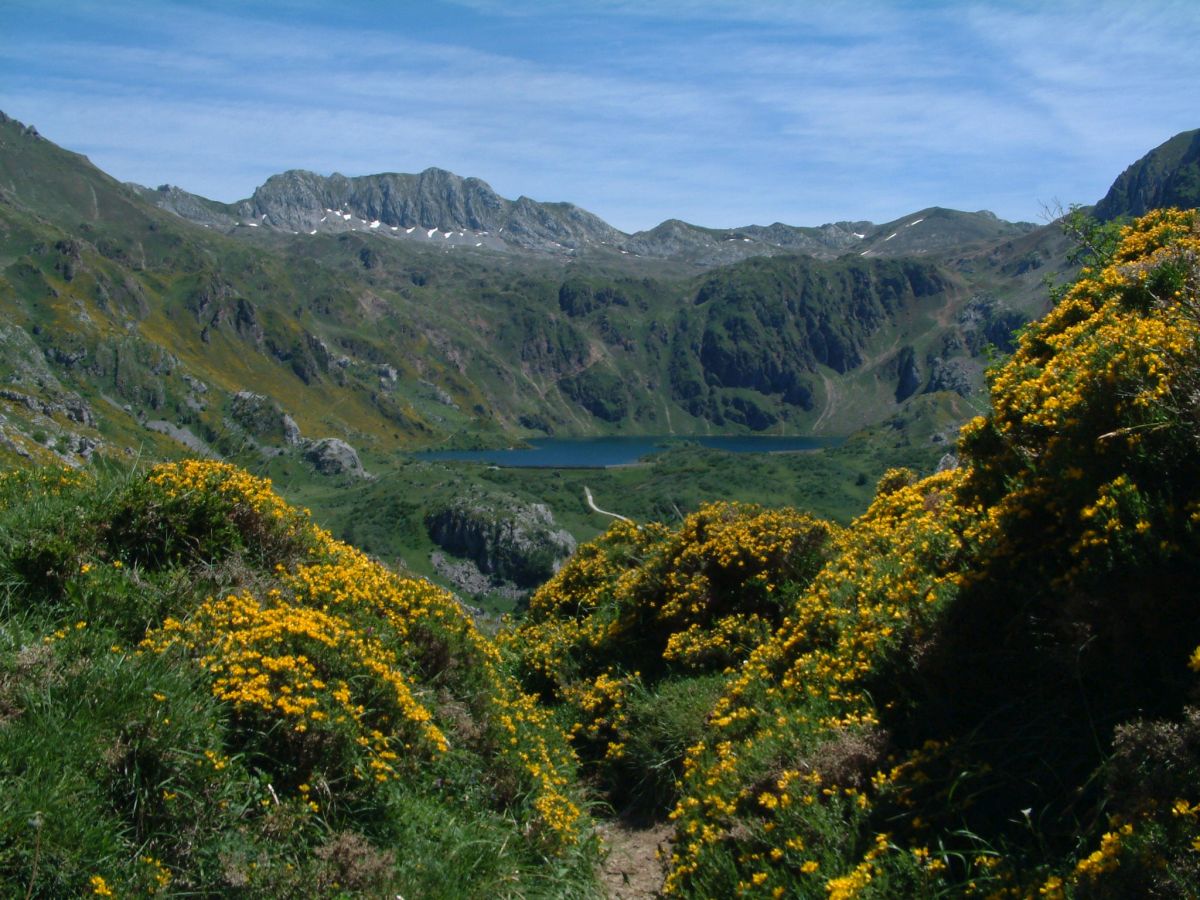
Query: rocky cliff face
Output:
[[229, 168, 625, 253], [425, 494, 577, 589], [1094, 129, 1200, 221], [666, 254, 961, 429]]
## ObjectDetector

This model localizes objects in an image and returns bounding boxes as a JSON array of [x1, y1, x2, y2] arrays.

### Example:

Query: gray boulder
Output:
[[303, 438, 368, 478], [425, 493, 576, 589]]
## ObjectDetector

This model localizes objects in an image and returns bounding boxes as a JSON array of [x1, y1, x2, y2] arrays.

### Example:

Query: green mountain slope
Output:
[[5, 111, 1193, 483], [0, 110, 1042, 474], [1094, 128, 1200, 221]]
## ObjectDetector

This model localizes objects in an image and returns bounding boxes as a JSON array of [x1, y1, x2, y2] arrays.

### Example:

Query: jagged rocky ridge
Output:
[[135, 168, 625, 254], [136, 168, 1036, 263]]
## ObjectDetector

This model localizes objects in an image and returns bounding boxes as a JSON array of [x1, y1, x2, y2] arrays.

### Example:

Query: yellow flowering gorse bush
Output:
[[661, 209, 1200, 897], [505, 503, 836, 770], [139, 460, 585, 850], [665, 469, 975, 896]]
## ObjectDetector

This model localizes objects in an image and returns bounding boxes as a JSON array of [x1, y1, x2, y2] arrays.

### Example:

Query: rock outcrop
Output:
[[0, 389, 95, 427], [303, 438, 368, 478], [425, 494, 577, 589], [232, 168, 624, 253], [1094, 128, 1200, 221]]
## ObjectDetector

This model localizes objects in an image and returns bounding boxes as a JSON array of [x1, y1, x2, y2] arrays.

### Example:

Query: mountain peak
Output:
[[188, 166, 621, 252], [1094, 128, 1200, 221]]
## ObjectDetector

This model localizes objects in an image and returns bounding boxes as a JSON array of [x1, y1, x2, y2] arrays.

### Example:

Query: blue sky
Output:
[[2, 0, 1197, 232]]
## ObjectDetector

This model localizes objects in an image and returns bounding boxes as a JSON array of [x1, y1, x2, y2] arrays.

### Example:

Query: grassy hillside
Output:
[[0, 462, 596, 897]]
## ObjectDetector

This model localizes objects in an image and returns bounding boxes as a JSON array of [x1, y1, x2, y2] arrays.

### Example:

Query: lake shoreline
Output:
[[414, 435, 844, 469]]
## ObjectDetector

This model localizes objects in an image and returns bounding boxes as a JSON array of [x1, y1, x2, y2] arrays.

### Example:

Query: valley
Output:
[[0, 110, 1103, 604], [6, 115, 1200, 613]]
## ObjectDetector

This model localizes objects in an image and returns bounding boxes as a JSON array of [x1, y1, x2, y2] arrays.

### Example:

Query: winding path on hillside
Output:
[[585, 486, 633, 523]]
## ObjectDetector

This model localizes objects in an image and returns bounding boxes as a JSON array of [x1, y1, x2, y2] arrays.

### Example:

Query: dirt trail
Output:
[[812, 370, 839, 433], [598, 821, 673, 899]]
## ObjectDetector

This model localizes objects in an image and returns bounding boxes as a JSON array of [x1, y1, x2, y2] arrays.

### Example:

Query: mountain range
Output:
[[0, 109, 1195, 475], [134, 163, 1037, 265]]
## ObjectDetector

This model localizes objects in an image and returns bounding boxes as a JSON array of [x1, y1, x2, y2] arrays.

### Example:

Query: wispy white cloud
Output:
[[0, 0, 1196, 231], [962, 2, 1200, 170]]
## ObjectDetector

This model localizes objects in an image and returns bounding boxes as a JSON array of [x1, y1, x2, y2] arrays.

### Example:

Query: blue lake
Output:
[[415, 435, 842, 468]]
